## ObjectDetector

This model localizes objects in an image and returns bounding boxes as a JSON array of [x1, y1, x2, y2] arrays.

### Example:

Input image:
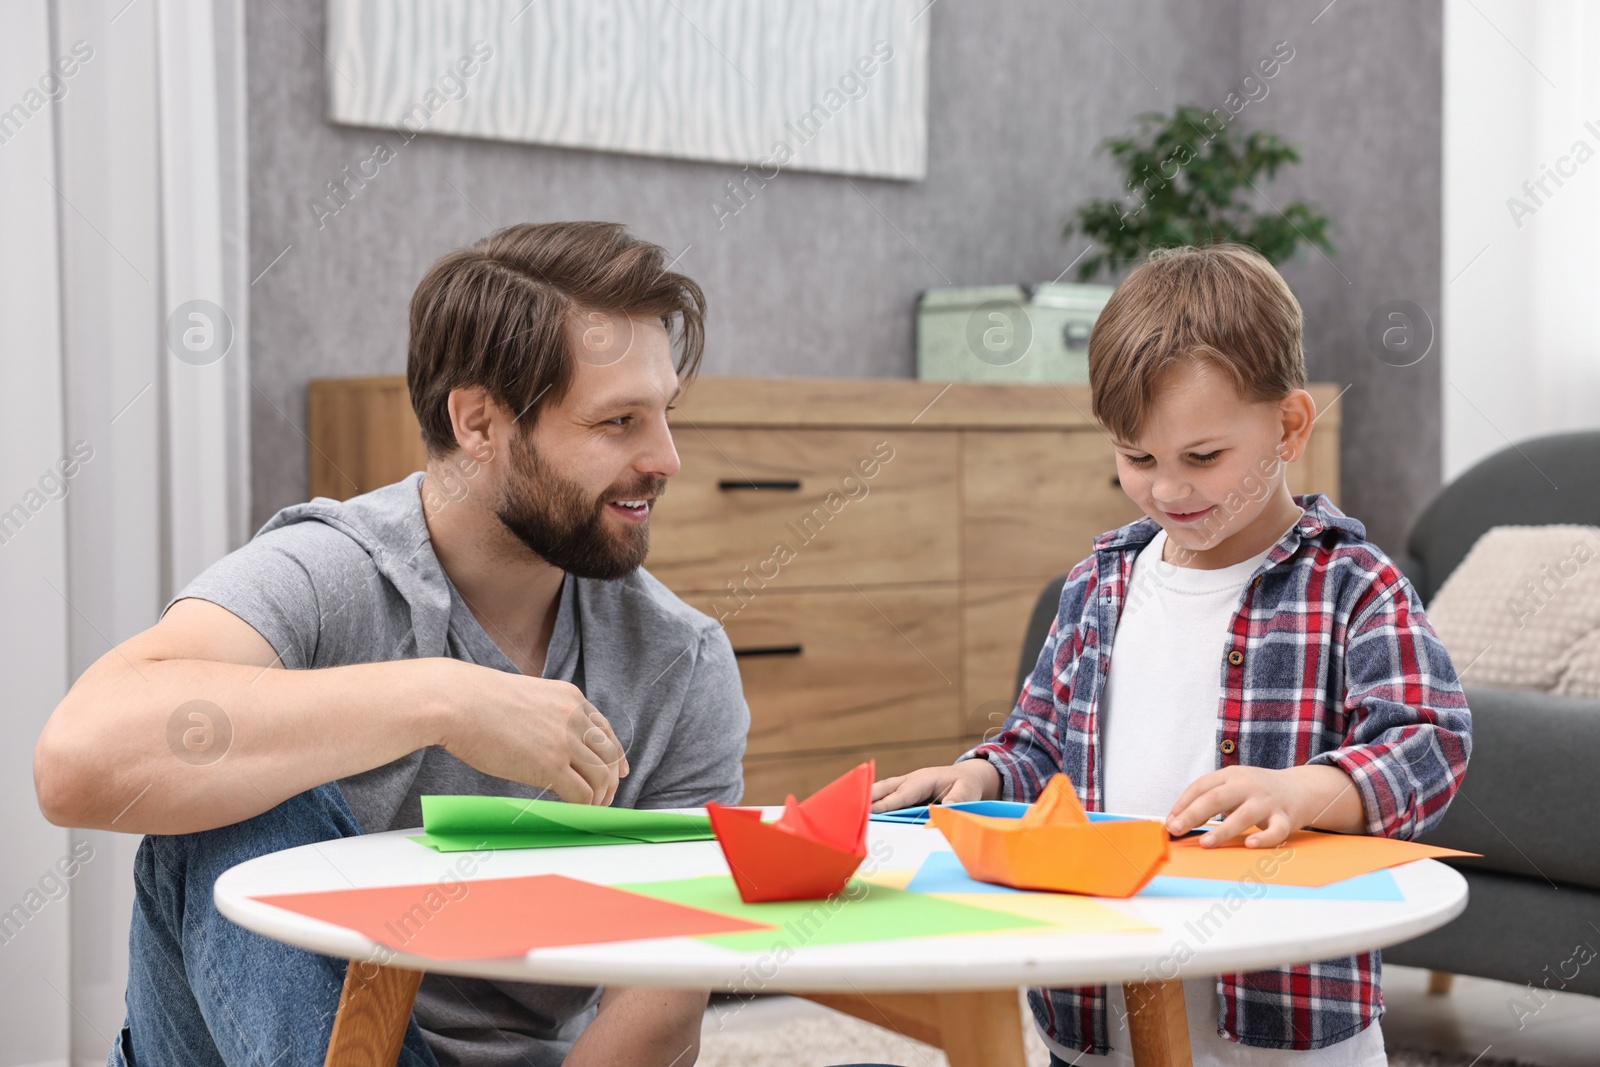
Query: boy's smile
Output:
[[1111, 358, 1316, 569]]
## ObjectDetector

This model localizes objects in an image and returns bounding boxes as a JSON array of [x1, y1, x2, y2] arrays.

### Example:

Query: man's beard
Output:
[[495, 432, 663, 581]]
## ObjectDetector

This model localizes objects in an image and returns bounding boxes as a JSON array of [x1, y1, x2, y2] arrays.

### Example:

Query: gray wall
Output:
[[247, 0, 1442, 553], [1238, 0, 1444, 556]]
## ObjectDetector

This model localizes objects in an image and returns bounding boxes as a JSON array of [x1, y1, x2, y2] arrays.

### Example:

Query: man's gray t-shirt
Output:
[[170, 472, 749, 1066]]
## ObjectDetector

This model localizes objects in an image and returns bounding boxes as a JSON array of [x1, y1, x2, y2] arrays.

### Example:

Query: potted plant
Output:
[[1065, 104, 1334, 282]]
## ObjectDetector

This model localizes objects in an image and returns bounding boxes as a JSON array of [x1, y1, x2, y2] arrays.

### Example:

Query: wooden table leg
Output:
[[324, 960, 425, 1067], [934, 990, 1027, 1067], [798, 990, 1026, 1067], [1123, 978, 1192, 1067]]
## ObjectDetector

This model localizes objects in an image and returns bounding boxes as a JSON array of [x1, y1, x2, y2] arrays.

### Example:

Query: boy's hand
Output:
[[870, 759, 1002, 813], [1166, 764, 1368, 848]]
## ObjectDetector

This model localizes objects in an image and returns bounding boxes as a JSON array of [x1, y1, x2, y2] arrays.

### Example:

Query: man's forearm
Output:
[[565, 987, 707, 1067], [36, 655, 452, 834]]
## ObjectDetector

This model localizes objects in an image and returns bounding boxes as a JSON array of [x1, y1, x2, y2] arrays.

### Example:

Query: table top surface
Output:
[[214, 808, 1469, 992]]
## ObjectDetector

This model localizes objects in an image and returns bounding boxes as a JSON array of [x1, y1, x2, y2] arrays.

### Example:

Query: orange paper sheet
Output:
[[1157, 828, 1479, 887], [707, 760, 874, 903], [931, 776, 1168, 897], [252, 873, 774, 961]]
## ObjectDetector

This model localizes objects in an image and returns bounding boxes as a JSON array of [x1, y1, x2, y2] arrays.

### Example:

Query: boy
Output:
[[871, 244, 1471, 1065]]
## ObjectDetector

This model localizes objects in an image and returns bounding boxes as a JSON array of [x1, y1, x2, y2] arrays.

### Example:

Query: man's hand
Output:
[[869, 759, 1001, 814], [434, 662, 630, 806], [1165, 764, 1368, 848]]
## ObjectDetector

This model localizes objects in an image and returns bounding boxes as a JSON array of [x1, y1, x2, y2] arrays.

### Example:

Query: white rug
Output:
[[696, 997, 1547, 1067]]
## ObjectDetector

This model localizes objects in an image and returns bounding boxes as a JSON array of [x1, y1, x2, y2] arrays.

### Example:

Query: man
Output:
[[34, 221, 749, 1066]]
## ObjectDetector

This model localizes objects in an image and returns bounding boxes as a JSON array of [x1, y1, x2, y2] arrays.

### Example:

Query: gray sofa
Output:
[[1382, 430, 1600, 997], [1013, 430, 1600, 997]]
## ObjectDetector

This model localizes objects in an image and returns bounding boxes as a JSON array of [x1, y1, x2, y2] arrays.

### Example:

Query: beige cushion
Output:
[[1556, 627, 1600, 698], [1425, 524, 1600, 696]]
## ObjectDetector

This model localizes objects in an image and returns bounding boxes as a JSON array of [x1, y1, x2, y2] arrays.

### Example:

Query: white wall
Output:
[[1, 1, 248, 1061], [0, 4, 75, 1062], [1443, 0, 1600, 480], [51, 3, 163, 1059]]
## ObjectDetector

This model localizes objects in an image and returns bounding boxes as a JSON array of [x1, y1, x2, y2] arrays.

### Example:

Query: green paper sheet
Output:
[[615, 875, 1053, 950], [411, 795, 714, 852]]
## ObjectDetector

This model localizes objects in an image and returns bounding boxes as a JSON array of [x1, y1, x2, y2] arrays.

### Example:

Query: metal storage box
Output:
[[916, 282, 1114, 383]]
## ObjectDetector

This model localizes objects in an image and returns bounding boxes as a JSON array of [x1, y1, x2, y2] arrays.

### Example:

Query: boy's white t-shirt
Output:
[[1062, 522, 1386, 1067]]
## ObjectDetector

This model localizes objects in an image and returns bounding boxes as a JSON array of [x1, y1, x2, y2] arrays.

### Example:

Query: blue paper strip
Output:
[[904, 849, 1404, 901], [871, 800, 1034, 823], [872, 802, 1142, 825], [873, 802, 1217, 837]]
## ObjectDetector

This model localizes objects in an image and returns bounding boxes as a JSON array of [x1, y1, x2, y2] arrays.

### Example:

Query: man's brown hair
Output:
[[407, 221, 706, 457], [1087, 243, 1305, 442]]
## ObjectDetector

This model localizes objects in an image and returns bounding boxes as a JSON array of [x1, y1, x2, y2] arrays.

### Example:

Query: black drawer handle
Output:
[[719, 479, 802, 491], [732, 644, 804, 658]]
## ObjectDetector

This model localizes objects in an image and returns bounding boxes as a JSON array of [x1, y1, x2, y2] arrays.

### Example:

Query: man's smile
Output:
[[605, 498, 653, 522]]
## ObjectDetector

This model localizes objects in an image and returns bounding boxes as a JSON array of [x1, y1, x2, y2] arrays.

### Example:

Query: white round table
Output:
[[216, 809, 1468, 1066]]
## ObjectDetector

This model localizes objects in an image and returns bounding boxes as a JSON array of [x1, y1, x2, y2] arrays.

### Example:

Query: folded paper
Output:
[[930, 774, 1168, 897], [705, 760, 874, 903], [252, 874, 772, 961], [410, 795, 713, 852], [925, 773, 1480, 894]]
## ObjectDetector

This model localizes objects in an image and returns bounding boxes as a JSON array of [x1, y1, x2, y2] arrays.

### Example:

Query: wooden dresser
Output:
[[308, 376, 1342, 804]]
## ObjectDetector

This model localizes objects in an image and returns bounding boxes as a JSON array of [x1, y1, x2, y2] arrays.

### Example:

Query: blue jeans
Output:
[[111, 782, 439, 1067]]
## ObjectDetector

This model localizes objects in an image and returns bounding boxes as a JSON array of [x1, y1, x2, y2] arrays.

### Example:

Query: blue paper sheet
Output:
[[872, 802, 1218, 837], [904, 849, 1404, 901], [871, 801, 1138, 825], [873, 800, 1024, 823]]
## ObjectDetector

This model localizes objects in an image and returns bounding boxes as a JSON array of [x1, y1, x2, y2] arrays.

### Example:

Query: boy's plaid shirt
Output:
[[959, 493, 1472, 1054]]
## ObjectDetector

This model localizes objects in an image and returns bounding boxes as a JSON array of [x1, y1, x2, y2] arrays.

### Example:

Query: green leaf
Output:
[[1065, 105, 1335, 281]]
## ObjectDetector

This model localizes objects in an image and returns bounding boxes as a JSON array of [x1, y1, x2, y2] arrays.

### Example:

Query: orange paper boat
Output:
[[930, 774, 1169, 897], [706, 760, 874, 903]]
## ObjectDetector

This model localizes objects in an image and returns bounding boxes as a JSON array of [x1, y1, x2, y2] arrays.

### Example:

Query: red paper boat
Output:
[[705, 760, 874, 903]]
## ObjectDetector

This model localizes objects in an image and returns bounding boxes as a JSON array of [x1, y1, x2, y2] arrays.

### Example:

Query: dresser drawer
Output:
[[962, 430, 1142, 582], [961, 426, 1339, 585], [742, 737, 978, 806], [684, 586, 961, 756], [650, 428, 958, 592], [961, 578, 1050, 734]]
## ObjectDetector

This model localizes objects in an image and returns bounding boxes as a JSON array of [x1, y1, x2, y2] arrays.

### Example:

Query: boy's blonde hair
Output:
[[1087, 243, 1305, 442]]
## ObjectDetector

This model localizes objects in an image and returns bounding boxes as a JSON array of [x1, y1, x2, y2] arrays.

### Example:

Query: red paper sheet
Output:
[[252, 874, 775, 961]]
